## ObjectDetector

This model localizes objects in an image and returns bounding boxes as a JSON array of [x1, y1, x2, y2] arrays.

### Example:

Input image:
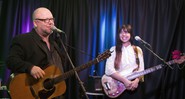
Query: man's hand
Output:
[[174, 55, 185, 64], [30, 66, 45, 79]]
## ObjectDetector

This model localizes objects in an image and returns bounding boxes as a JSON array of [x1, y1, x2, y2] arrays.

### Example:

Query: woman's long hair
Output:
[[114, 24, 133, 69]]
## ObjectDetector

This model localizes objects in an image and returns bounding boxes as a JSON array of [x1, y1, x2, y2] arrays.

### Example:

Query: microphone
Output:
[[135, 36, 152, 48], [52, 26, 65, 33]]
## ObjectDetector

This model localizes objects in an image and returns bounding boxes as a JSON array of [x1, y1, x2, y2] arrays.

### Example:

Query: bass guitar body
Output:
[[9, 65, 66, 99], [101, 75, 126, 98]]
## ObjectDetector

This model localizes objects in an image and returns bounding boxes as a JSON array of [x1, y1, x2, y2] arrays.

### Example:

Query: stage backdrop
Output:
[[0, 0, 185, 99]]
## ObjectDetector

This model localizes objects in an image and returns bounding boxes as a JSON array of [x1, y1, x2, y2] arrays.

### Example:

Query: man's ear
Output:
[[33, 21, 37, 28]]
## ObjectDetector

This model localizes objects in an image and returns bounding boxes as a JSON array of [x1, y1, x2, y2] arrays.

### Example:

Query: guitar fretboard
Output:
[[54, 58, 100, 83], [53, 50, 111, 84], [127, 60, 175, 80]]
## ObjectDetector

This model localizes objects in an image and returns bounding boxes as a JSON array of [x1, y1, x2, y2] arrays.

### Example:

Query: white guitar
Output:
[[101, 54, 185, 98]]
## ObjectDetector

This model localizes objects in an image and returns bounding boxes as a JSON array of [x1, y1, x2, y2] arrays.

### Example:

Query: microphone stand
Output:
[[56, 33, 89, 99], [141, 42, 173, 99], [143, 44, 173, 69]]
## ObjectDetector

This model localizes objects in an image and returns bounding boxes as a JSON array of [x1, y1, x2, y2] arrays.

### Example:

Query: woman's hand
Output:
[[124, 78, 139, 91], [123, 79, 132, 90]]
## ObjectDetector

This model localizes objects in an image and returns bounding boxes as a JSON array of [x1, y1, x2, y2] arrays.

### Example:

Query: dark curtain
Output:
[[0, 0, 185, 99]]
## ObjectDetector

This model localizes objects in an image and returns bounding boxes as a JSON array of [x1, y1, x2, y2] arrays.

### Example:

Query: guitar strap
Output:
[[133, 45, 144, 82], [132, 45, 140, 72]]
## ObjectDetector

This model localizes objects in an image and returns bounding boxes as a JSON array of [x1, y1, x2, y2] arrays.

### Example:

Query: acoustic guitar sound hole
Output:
[[43, 78, 54, 90]]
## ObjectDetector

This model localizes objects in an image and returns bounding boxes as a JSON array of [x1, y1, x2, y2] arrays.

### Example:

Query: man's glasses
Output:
[[35, 18, 55, 23]]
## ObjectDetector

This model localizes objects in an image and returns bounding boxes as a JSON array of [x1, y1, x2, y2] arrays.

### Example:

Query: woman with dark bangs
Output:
[[104, 24, 145, 99]]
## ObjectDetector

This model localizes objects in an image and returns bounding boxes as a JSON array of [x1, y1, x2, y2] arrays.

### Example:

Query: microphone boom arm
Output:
[[135, 36, 173, 69], [143, 44, 173, 69]]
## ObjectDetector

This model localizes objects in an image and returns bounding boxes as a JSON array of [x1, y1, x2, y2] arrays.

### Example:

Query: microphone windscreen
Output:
[[135, 36, 141, 41], [51, 26, 57, 30]]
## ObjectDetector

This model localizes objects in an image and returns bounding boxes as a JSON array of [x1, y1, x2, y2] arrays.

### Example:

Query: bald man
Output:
[[6, 7, 65, 99]]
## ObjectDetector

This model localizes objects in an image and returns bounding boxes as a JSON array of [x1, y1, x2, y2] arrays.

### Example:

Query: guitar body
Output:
[[9, 65, 66, 99], [8, 50, 112, 99], [101, 51, 185, 98], [101, 75, 126, 98]]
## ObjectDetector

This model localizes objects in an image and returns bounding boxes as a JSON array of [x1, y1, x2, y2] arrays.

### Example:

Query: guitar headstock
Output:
[[172, 50, 185, 64], [97, 50, 112, 62]]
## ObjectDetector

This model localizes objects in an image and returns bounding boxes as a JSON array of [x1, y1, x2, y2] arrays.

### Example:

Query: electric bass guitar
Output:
[[101, 53, 185, 98], [9, 50, 111, 99]]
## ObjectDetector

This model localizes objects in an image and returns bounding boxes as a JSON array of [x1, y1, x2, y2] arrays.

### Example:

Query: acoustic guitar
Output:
[[9, 50, 111, 99], [101, 50, 185, 98]]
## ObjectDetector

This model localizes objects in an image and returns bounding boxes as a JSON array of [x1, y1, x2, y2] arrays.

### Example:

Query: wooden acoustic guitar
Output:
[[8, 50, 111, 99], [101, 50, 185, 98]]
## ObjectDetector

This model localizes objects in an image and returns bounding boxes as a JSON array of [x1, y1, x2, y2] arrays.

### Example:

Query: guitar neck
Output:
[[54, 58, 101, 84], [127, 60, 175, 80]]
